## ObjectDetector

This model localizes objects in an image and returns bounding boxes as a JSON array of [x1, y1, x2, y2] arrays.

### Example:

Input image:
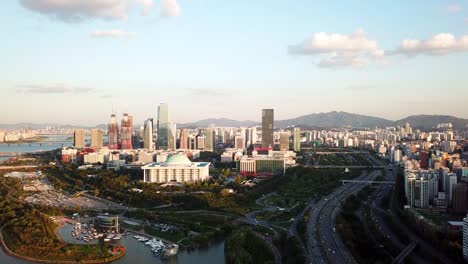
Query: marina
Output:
[[56, 222, 225, 264]]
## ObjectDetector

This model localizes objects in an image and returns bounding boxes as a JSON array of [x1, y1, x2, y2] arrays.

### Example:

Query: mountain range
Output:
[[178, 112, 468, 130], [1, 112, 467, 130]]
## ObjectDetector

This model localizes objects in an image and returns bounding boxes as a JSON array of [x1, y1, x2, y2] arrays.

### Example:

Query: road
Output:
[[309, 165, 385, 169], [306, 170, 381, 264]]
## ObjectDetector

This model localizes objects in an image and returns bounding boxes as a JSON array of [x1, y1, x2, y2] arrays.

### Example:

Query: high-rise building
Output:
[[453, 184, 468, 212], [420, 151, 428, 169], [108, 114, 119, 149], [196, 134, 206, 150], [394, 149, 402, 164], [217, 128, 225, 144], [157, 103, 170, 150], [248, 127, 257, 146], [121, 113, 133, 150], [200, 129, 215, 152], [168, 122, 177, 150], [91, 129, 103, 149], [408, 177, 430, 208], [405, 122, 412, 135], [293, 127, 301, 152], [262, 109, 274, 149], [445, 173, 458, 206], [74, 129, 86, 148], [143, 118, 154, 150], [235, 135, 246, 149], [464, 214, 468, 261], [180, 128, 189, 149], [279, 132, 289, 151]]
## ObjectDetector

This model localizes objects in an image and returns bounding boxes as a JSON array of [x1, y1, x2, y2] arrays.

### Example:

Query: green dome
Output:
[[165, 154, 191, 165]]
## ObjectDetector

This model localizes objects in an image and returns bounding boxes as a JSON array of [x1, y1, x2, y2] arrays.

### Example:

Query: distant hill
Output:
[[2, 112, 467, 131], [179, 118, 258, 128], [395, 115, 468, 130], [276, 111, 393, 128]]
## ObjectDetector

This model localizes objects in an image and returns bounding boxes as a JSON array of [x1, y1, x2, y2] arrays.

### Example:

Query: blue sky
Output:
[[1, 0, 467, 125]]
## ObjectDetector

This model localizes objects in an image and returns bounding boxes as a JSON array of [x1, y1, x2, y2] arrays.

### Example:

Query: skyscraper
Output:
[[202, 129, 215, 152], [445, 173, 458, 206], [74, 129, 86, 148], [279, 131, 289, 151], [262, 109, 274, 149], [168, 122, 177, 150], [235, 135, 246, 149], [248, 127, 257, 146], [464, 214, 468, 261], [180, 128, 189, 149], [91, 129, 103, 149], [196, 134, 206, 150], [453, 184, 468, 212], [405, 122, 412, 134], [157, 103, 170, 150], [108, 114, 119, 149], [293, 127, 301, 152], [143, 118, 154, 150], [217, 128, 225, 144], [121, 113, 133, 150]]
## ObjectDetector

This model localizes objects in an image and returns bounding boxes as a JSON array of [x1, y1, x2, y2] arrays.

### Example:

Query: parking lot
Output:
[[25, 191, 127, 211]]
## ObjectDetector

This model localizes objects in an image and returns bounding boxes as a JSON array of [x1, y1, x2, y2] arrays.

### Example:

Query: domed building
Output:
[[142, 153, 210, 183]]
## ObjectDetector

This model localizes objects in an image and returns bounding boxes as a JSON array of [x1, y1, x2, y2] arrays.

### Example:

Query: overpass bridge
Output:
[[392, 241, 418, 264], [341, 180, 395, 185], [310, 165, 385, 169]]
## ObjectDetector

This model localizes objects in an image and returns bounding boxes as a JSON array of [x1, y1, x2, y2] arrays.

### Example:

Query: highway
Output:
[[309, 165, 385, 169], [306, 170, 380, 264]]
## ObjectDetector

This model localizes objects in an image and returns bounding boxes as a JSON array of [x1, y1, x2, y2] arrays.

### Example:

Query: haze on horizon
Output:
[[1, 0, 468, 126]]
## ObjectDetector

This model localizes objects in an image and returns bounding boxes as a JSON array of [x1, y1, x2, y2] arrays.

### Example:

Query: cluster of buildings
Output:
[[63, 106, 306, 182], [290, 122, 467, 213], [0, 129, 37, 142], [403, 160, 467, 211], [0, 126, 87, 143]]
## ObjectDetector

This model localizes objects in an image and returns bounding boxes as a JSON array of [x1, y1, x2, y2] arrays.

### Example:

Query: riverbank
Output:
[[0, 225, 125, 264]]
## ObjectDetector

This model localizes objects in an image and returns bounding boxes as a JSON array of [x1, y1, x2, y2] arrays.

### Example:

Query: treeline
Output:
[[224, 226, 275, 264], [0, 177, 113, 262]]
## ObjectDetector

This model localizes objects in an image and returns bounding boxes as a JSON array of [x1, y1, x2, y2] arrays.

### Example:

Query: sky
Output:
[[1, 0, 468, 126]]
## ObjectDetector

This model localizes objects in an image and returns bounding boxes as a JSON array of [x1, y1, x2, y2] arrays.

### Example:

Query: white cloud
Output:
[[447, 4, 463, 13], [91, 29, 135, 38], [289, 29, 384, 68], [395, 33, 468, 56], [16, 84, 94, 94], [19, 0, 154, 22], [465, 18, 468, 24], [161, 0, 181, 17]]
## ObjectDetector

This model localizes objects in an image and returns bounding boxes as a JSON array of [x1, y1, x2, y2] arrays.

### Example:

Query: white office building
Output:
[[142, 154, 210, 183]]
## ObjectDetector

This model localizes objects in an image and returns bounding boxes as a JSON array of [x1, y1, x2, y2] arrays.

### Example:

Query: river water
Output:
[[0, 135, 72, 158], [0, 224, 225, 264]]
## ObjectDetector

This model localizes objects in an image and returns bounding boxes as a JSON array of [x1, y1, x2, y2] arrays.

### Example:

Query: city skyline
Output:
[[1, 0, 468, 124]]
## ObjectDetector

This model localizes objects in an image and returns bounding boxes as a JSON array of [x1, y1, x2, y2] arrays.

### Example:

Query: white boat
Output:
[[104, 238, 110, 242]]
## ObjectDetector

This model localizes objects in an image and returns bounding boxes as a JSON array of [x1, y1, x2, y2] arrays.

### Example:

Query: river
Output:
[[0, 135, 72, 163]]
